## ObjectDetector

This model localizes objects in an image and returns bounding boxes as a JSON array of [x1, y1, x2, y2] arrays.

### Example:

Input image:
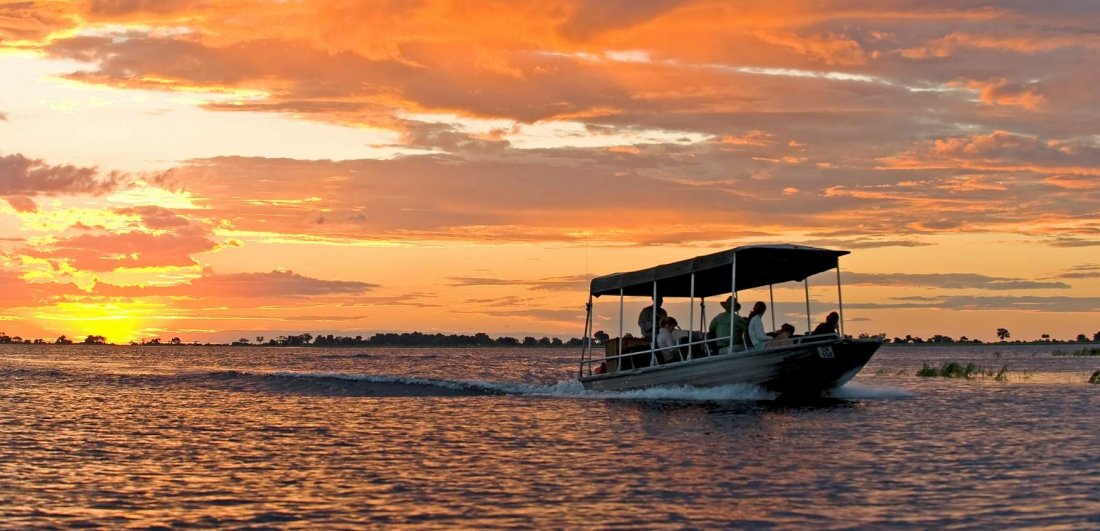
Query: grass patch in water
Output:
[[1052, 347, 1100, 357], [916, 361, 1011, 381]]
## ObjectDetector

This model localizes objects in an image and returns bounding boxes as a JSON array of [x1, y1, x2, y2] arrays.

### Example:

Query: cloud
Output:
[[846, 295, 1100, 313], [958, 78, 1046, 110], [843, 272, 1069, 290], [0, 1, 72, 42], [85, 0, 208, 16], [558, 0, 683, 40], [0, 269, 80, 308], [114, 206, 193, 229], [1046, 237, 1100, 248], [5, 196, 37, 213], [1056, 264, 1100, 279], [900, 31, 1100, 59], [449, 274, 590, 292], [26, 222, 219, 272], [93, 270, 377, 299], [754, 31, 868, 66], [805, 238, 933, 249], [0, 153, 120, 196], [881, 131, 1100, 180]]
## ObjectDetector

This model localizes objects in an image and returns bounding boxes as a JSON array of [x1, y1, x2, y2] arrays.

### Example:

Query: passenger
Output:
[[767, 323, 796, 347], [638, 294, 667, 338], [745, 301, 771, 350], [708, 296, 746, 352], [812, 311, 840, 336], [656, 316, 686, 363]]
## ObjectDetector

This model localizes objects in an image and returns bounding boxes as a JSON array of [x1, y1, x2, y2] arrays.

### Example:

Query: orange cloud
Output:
[[0, 153, 120, 196], [954, 78, 1046, 109], [754, 31, 868, 66], [92, 270, 377, 299], [901, 31, 1100, 59], [5, 196, 37, 212]]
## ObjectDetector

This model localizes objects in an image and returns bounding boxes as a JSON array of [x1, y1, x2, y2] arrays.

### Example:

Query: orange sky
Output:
[[1, 0, 1097, 343]]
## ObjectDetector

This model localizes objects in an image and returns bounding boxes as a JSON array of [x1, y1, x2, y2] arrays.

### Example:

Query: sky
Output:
[[0, 0, 1098, 344]]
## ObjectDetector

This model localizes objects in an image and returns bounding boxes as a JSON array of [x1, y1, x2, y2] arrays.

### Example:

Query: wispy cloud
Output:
[[843, 272, 1070, 290]]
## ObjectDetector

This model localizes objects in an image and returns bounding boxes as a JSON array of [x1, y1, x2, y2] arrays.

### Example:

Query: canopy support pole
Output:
[[618, 288, 623, 361], [730, 255, 737, 350], [804, 278, 812, 336], [580, 295, 592, 377], [651, 282, 659, 367], [688, 274, 695, 361], [836, 264, 845, 337], [769, 284, 776, 331], [700, 299, 706, 349]]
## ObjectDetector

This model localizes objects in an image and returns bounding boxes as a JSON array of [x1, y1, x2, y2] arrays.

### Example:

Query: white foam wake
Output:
[[222, 370, 910, 402], [826, 382, 914, 399]]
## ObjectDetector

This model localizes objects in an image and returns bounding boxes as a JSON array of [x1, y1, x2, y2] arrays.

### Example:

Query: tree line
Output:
[[1, 329, 1097, 347]]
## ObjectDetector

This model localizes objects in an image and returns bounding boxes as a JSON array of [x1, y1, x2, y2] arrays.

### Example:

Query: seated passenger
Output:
[[812, 311, 840, 336], [745, 301, 771, 350], [656, 316, 687, 363], [766, 323, 796, 347], [708, 296, 746, 352]]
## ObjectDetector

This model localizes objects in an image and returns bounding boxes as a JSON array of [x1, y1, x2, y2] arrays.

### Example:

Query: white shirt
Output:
[[748, 314, 770, 349], [656, 328, 678, 350]]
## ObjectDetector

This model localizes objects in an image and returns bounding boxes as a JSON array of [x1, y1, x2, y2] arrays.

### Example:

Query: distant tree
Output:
[[1041, 333, 1051, 342], [551, 337, 563, 347], [522, 336, 537, 346], [0, 333, 11, 344], [1094, 331, 1100, 342], [83, 335, 106, 345], [171, 337, 181, 345], [148, 338, 162, 345], [238, 338, 251, 345], [959, 336, 969, 343], [996, 328, 1010, 342], [538, 336, 552, 346], [256, 336, 264, 345], [593, 330, 610, 343], [55, 335, 72, 345], [1076, 334, 1089, 343]]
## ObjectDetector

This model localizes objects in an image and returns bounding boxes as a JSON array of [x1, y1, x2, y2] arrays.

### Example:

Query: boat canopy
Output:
[[589, 244, 848, 298]]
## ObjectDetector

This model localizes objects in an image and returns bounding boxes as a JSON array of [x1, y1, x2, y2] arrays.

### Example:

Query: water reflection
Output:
[[0, 345, 1097, 528]]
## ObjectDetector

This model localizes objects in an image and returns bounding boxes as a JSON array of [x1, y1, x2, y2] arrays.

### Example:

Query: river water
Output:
[[1, 343, 1097, 528]]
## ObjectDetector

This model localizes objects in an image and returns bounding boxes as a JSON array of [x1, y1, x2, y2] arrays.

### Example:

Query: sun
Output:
[[34, 301, 164, 344]]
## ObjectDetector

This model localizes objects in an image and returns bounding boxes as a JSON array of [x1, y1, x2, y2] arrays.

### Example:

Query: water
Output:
[[1, 344, 1097, 528]]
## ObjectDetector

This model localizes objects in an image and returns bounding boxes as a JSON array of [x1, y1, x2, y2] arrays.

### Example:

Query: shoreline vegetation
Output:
[[916, 362, 1011, 381], [0, 330, 1098, 348]]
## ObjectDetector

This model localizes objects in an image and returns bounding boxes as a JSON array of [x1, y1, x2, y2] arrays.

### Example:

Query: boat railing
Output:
[[581, 333, 844, 376]]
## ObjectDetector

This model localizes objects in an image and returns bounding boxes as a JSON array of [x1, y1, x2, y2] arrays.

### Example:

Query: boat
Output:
[[577, 244, 881, 394]]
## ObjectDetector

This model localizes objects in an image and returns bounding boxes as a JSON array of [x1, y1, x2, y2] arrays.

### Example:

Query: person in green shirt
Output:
[[708, 296, 746, 351]]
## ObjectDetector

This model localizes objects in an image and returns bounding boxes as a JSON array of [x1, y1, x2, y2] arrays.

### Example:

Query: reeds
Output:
[[1089, 370, 1100, 385], [1052, 347, 1100, 357], [916, 361, 1010, 381]]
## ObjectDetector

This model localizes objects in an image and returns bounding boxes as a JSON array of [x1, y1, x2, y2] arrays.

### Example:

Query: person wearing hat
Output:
[[708, 295, 746, 351]]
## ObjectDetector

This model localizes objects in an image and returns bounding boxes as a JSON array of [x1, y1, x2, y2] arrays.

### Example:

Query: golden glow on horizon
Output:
[[32, 301, 163, 344]]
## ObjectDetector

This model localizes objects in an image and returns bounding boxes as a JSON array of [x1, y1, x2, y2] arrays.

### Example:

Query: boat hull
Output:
[[579, 339, 880, 395]]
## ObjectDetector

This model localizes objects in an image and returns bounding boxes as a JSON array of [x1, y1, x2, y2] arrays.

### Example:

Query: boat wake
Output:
[[826, 382, 914, 399], [8, 366, 908, 401]]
